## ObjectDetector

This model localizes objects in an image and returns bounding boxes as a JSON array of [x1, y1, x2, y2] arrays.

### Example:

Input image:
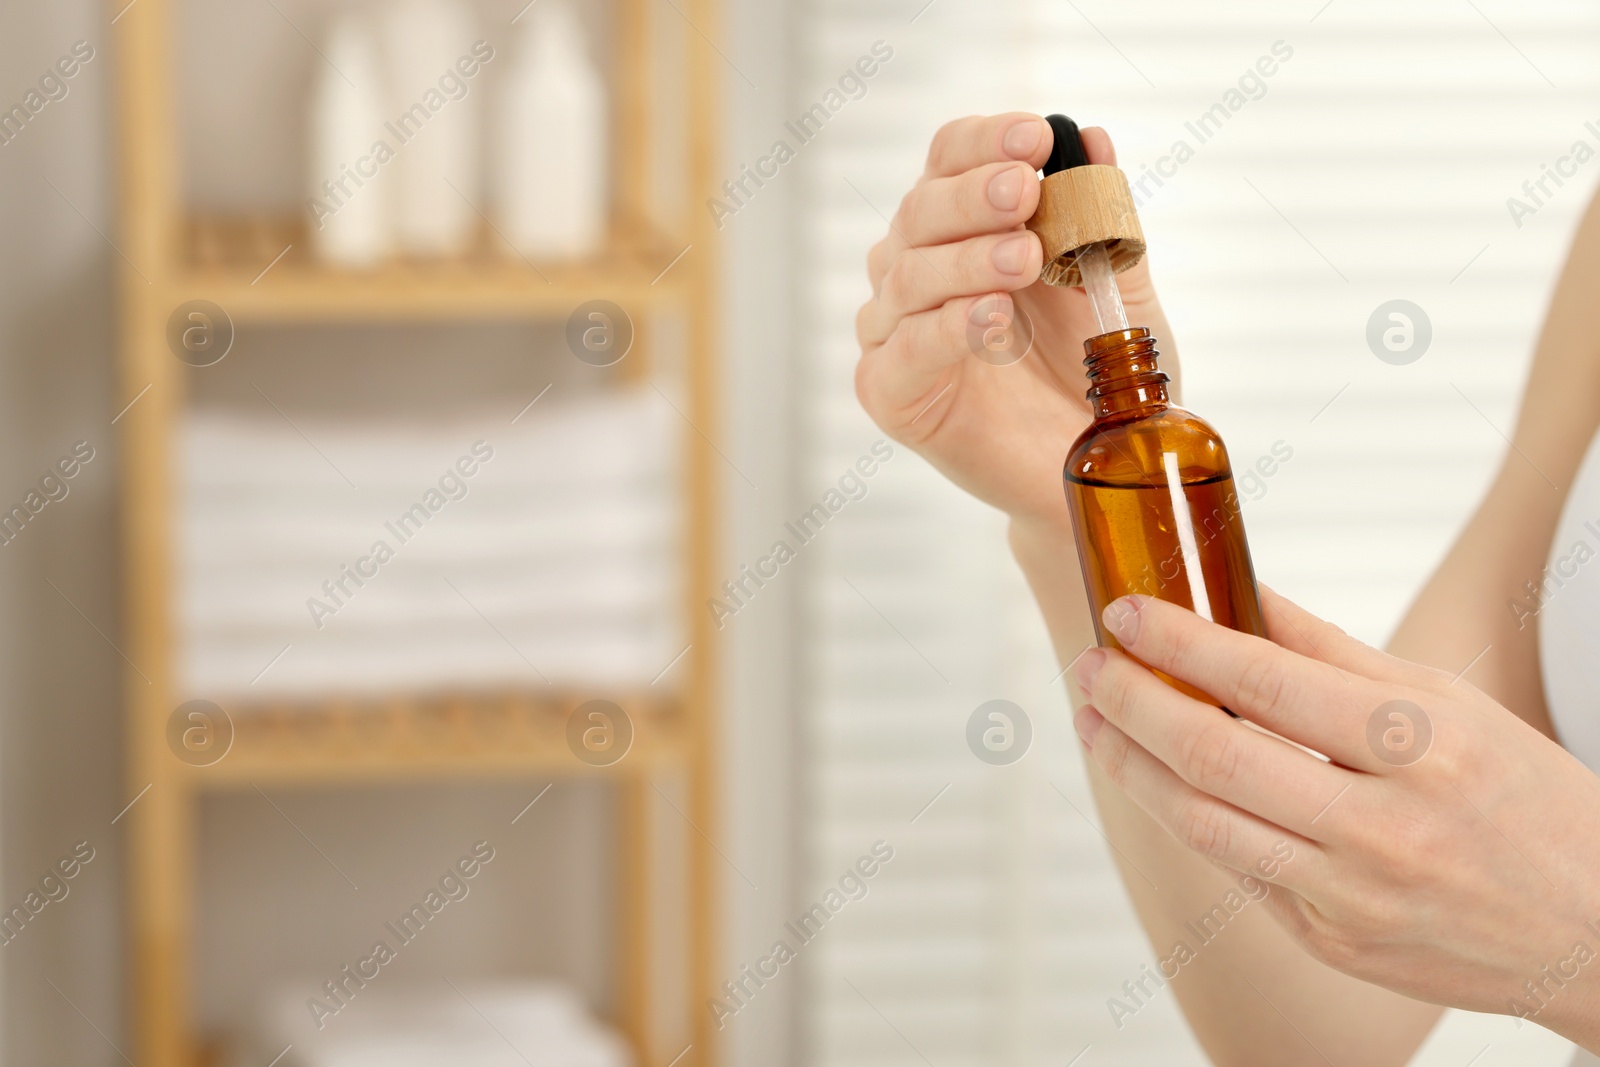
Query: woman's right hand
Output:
[[854, 112, 1178, 532]]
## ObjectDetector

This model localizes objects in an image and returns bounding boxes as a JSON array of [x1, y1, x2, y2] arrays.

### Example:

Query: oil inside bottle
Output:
[[1067, 474, 1265, 644]]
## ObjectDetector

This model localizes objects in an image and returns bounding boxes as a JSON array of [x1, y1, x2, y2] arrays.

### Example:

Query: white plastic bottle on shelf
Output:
[[379, 0, 481, 257], [497, 0, 608, 260], [307, 14, 392, 267]]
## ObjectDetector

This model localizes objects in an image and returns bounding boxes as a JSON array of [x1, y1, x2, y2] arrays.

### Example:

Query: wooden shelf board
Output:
[[180, 691, 686, 789], [165, 214, 693, 322]]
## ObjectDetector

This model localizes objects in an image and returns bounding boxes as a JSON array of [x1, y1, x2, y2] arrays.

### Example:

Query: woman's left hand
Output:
[[1072, 586, 1600, 1050]]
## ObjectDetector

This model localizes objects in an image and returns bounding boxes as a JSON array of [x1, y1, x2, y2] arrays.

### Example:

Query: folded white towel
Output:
[[183, 555, 677, 628], [178, 388, 685, 698], [232, 981, 632, 1067], [180, 491, 677, 568], [184, 388, 676, 491]]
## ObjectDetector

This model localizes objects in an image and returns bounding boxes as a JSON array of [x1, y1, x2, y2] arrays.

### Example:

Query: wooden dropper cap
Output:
[[1025, 114, 1146, 287]]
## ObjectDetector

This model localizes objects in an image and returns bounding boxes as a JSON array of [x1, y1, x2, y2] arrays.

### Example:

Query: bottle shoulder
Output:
[[1066, 404, 1235, 487]]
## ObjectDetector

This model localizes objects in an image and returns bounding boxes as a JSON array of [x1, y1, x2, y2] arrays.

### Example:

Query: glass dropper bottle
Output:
[[1033, 115, 1267, 701]]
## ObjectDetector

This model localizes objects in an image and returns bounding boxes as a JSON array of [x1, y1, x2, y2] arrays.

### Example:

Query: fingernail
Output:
[[1074, 705, 1105, 750], [987, 165, 1023, 211], [1002, 119, 1044, 159], [991, 233, 1032, 274], [1102, 596, 1142, 646], [1073, 648, 1106, 693]]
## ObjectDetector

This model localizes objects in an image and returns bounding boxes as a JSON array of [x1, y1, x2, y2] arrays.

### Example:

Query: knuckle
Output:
[[957, 236, 992, 282], [1235, 651, 1293, 716], [1155, 616, 1200, 672], [866, 239, 890, 286], [1175, 800, 1232, 860], [894, 184, 927, 239], [938, 296, 972, 344], [1178, 721, 1242, 794], [1428, 736, 1472, 779], [1090, 656, 1130, 717], [1295, 906, 1359, 971], [878, 255, 914, 310], [853, 300, 877, 349], [1096, 728, 1134, 788], [958, 166, 995, 224], [852, 355, 905, 447], [925, 117, 970, 173], [852, 355, 886, 429], [1273, 895, 1318, 943]]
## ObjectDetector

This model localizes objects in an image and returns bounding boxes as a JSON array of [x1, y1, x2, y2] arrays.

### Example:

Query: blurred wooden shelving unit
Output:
[[195, 693, 688, 786], [175, 214, 693, 321], [112, 1, 722, 1065]]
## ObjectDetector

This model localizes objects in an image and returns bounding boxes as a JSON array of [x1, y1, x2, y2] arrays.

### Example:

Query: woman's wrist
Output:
[[1007, 513, 1096, 675], [1007, 512, 1075, 563], [1543, 909, 1600, 1052], [1007, 514, 1078, 596]]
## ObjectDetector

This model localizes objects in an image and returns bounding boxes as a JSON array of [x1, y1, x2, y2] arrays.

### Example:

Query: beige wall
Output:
[[0, 0, 122, 1062]]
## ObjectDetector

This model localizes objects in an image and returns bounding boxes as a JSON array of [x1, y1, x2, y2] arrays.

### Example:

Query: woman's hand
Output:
[[1072, 587, 1600, 1051], [854, 112, 1177, 531]]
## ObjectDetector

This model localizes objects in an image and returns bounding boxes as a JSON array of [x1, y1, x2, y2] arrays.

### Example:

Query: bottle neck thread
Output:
[[1082, 327, 1169, 419]]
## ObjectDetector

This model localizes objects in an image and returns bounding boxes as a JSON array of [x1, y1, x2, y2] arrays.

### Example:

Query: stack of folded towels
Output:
[[229, 981, 633, 1067], [178, 387, 681, 700]]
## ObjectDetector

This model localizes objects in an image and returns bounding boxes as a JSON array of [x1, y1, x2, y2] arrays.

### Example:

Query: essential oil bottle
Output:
[[1027, 115, 1266, 700], [1064, 328, 1267, 670]]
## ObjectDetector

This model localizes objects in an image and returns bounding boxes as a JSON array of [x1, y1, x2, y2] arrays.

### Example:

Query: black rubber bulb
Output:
[[1042, 114, 1090, 176]]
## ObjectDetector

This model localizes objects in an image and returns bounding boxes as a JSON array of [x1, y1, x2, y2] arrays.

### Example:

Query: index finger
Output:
[[1257, 584, 1443, 691], [1101, 595, 1398, 772], [924, 113, 1054, 179]]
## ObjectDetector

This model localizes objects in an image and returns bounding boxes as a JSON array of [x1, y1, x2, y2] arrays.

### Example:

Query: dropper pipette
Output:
[[1074, 241, 1129, 335], [1028, 114, 1144, 336]]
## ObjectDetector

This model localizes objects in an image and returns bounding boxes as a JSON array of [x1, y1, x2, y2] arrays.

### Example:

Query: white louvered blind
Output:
[[795, 2, 1599, 1065]]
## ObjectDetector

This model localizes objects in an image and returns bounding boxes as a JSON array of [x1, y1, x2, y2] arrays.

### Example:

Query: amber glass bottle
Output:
[[1064, 327, 1266, 703]]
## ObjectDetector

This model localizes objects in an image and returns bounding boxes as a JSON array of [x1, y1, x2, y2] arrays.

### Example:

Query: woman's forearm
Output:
[[1391, 182, 1600, 733], [1386, 456, 1561, 735], [1009, 517, 1442, 1066]]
